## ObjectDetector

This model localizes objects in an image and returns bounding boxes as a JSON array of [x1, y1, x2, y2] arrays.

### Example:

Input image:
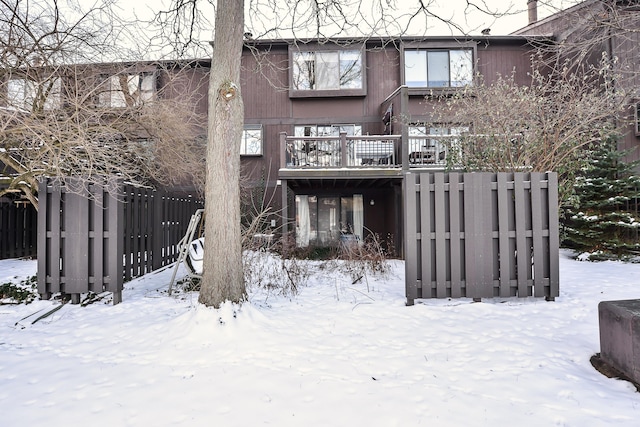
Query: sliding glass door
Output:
[[296, 194, 363, 247]]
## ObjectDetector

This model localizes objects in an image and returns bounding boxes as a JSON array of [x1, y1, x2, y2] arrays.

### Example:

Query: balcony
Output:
[[279, 132, 451, 176]]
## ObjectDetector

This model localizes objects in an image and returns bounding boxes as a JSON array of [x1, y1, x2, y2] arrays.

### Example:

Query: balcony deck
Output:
[[278, 132, 449, 183]]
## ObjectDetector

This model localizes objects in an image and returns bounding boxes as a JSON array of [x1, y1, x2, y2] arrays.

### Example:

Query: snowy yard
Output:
[[1, 250, 639, 426]]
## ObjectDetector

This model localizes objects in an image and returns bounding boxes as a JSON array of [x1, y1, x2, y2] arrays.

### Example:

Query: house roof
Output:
[[511, 0, 599, 36], [240, 34, 553, 49]]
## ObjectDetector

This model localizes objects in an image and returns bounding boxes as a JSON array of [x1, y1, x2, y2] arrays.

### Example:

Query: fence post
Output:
[[546, 172, 560, 300], [107, 179, 124, 304], [37, 179, 50, 300], [403, 172, 418, 305], [151, 189, 164, 270]]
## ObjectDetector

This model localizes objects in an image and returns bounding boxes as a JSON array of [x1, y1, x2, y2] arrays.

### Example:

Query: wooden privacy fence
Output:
[[0, 198, 37, 260], [404, 172, 560, 305], [37, 178, 202, 304]]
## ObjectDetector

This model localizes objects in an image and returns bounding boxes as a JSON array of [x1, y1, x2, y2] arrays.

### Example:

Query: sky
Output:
[[1, 250, 639, 426], [106, 0, 581, 59]]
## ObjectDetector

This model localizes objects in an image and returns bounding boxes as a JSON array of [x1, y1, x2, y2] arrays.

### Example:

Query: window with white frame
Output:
[[296, 194, 364, 247], [7, 78, 36, 111], [404, 49, 473, 88], [292, 49, 363, 92], [240, 125, 263, 156], [99, 72, 155, 107], [7, 77, 61, 111], [294, 124, 362, 137]]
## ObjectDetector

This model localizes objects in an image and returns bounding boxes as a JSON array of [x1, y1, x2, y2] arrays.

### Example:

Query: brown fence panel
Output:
[[0, 198, 37, 260], [37, 178, 202, 304], [404, 172, 559, 305]]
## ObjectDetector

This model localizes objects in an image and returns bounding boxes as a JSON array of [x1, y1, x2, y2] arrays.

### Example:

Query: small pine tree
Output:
[[562, 138, 640, 260]]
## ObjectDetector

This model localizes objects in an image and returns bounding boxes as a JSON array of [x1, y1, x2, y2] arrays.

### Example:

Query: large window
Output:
[[296, 194, 364, 247], [240, 125, 263, 156], [291, 49, 364, 95], [7, 77, 60, 111], [404, 49, 473, 88], [99, 72, 155, 107]]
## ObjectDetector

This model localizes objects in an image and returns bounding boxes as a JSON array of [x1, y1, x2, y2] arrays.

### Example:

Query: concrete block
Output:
[[598, 299, 640, 385]]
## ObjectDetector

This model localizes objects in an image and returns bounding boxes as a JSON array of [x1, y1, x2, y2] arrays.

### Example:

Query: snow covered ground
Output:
[[1, 250, 639, 426]]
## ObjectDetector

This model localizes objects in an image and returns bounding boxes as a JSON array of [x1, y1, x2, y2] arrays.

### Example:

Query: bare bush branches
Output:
[[0, 2, 208, 208], [1, 61, 207, 208], [430, 54, 624, 205]]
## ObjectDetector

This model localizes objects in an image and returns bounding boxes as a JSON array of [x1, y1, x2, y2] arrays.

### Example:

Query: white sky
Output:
[[71, 0, 581, 60], [124, 0, 579, 38], [388, 0, 579, 35]]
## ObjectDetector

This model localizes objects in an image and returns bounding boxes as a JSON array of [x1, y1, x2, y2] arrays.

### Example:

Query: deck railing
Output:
[[280, 132, 401, 168], [280, 132, 463, 169]]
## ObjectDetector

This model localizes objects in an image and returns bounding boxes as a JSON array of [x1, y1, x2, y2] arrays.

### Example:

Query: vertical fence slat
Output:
[[434, 173, 447, 297], [403, 173, 418, 305], [463, 173, 493, 299], [37, 180, 49, 299], [420, 173, 433, 298], [108, 181, 124, 304], [49, 184, 62, 295], [93, 186, 104, 294], [152, 191, 163, 270], [547, 172, 560, 299], [496, 174, 511, 297], [448, 173, 462, 298], [132, 187, 141, 277], [513, 172, 529, 297], [64, 182, 89, 297], [530, 172, 546, 297]]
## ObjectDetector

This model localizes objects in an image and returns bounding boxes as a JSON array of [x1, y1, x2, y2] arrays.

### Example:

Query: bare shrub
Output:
[[337, 232, 391, 287], [243, 234, 311, 298]]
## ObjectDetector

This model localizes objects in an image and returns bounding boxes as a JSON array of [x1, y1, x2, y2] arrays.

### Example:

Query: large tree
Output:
[[199, 0, 246, 307]]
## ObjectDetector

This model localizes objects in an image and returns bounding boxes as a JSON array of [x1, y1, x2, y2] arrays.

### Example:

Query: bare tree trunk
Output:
[[199, 0, 246, 307]]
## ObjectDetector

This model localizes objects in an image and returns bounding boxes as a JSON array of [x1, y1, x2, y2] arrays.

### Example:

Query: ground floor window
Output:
[[296, 194, 363, 247]]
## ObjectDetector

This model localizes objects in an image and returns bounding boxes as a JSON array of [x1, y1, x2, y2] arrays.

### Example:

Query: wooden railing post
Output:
[[279, 132, 287, 168], [340, 132, 348, 166], [400, 85, 410, 171]]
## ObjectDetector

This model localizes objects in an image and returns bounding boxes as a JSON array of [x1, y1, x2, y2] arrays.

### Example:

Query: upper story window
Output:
[[7, 77, 60, 111], [294, 124, 362, 137], [240, 125, 263, 156], [290, 47, 366, 97], [404, 49, 473, 88], [99, 72, 155, 108]]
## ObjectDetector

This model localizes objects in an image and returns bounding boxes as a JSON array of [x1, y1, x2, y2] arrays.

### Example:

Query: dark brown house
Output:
[[237, 34, 543, 253], [2, 0, 637, 258]]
